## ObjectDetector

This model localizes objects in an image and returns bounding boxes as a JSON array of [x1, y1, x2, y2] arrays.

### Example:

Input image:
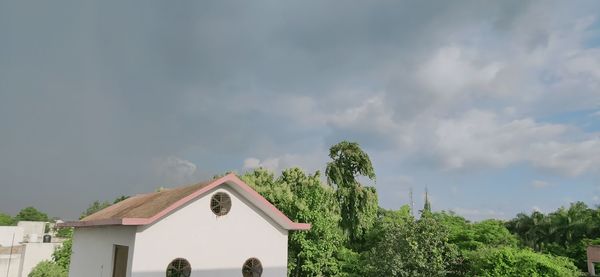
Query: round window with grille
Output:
[[210, 192, 231, 216], [242, 258, 263, 277], [166, 258, 191, 277]]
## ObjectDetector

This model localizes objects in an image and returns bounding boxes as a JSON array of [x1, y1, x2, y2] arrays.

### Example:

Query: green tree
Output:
[[28, 261, 67, 277], [80, 195, 130, 219], [0, 212, 15, 225], [435, 212, 517, 252], [55, 227, 73, 239], [15, 207, 49, 222], [363, 210, 459, 276], [466, 247, 580, 277], [113, 195, 129, 204], [325, 141, 378, 244], [79, 200, 111, 219], [242, 168, 345, 277], [506, 202, 598, 271], [52, 238, 72, 271]]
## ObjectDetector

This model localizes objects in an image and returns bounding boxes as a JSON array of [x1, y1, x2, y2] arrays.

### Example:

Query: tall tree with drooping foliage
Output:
[[325, 141, 378, 244]]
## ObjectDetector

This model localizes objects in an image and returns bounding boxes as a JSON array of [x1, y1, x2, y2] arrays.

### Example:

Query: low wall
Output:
[[0, 246, 24, 277], [0, 227, 24, 247], [21, 243, 61, 276]]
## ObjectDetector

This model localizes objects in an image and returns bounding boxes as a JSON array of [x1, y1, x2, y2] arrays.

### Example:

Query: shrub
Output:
[[28, 261, 67, 277], [466, 247, 581, 277]]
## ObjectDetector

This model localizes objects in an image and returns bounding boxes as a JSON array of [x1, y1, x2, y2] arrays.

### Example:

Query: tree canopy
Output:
[[15, 206, 49, 222], [325, 141, 378, 244], [25, 141, 593, 276], [0, 212, 15, 226]]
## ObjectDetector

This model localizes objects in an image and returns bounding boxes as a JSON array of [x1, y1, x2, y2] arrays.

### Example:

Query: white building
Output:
[[0, 222, 63, 277], [60, 173, 310, 277]]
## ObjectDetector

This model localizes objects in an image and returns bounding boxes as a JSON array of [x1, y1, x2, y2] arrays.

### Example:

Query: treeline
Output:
[[0, 206, 50, 225], [240, 141, 583, 276], [507, 202, 600, 272], [7, 141, 599, 276]]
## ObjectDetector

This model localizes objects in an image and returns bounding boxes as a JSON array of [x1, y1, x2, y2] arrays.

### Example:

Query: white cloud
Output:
[[243, 150, 328, 174], [417, 46, 503, 97], [531, 180, 550, 189], [243, 157, 280, 172], [153, 156, 198, 185]]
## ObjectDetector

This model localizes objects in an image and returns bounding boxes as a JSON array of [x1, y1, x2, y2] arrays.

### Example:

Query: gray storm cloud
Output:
[[1, 0, 599, 220]]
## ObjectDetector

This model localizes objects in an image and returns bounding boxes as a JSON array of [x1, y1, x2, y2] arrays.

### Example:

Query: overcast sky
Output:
[[1, 1, 600, 220]]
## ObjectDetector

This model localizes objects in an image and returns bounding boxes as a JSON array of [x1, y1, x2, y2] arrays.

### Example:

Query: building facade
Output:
[[0, 222, 63, 277], [61, 174, 310, 277]]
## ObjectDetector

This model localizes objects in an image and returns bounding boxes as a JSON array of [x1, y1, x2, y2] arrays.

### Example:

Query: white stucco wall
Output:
[[0, 227, 24, 247], [131, 185, 289, 277], [0, 253, 23, 277], [17, 222, 45, 236], [69, 226, 136, 277], [17, 222, 46, 243], [21, 242, 62, 276], [0, 245, 24, 277]]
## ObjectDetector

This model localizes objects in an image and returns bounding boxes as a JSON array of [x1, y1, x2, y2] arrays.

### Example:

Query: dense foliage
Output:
[[28, 261, 67, 277], [506, 201, 600, 271], [240, 141, 584, 276], [26, 141, 596, 276], [465, 247, 580, 276], [0, 212, 15, 225], [242, 168, 346, 276], [15, 206, 49, 222], [363, 210, 460, 276], [52, 237, 72, 271]]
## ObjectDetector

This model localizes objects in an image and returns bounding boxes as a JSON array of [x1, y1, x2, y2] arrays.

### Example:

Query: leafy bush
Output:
[[0, 212, 15, 226], [466, 247, 580, 277], [52, 238, 72, 271], [363, 212, 460, 277], [28, 261, 67, 277]]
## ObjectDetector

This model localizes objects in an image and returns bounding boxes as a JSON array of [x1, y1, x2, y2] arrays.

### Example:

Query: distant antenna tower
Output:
[[409, 187, 414, 217]]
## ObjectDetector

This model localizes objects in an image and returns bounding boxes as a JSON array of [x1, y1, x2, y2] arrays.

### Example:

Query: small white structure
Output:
[[0, 223, 62, 277], [60, 174, 310, 277]]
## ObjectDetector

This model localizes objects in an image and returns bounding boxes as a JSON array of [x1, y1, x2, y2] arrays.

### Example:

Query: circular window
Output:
[[166, 258, 191, 277], [211, 192, 232, 216], [242, 258, 263, 277]]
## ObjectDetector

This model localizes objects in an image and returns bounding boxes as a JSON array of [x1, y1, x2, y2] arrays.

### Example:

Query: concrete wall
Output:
[[131, 185, 289, 277], [17, 222, 45, 243], [69, 226, 136, 277], [21, 242, 61, 276], [0, 246, 24, 277], [0, 227, 24, 247]]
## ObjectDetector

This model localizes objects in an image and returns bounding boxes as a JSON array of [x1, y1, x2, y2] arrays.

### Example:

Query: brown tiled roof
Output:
[[60, 174, 311, 230], [82, 180, 212, 221]]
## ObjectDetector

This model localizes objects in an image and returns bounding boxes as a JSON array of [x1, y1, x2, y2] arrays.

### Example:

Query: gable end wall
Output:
[[130, 185, 288, 276]]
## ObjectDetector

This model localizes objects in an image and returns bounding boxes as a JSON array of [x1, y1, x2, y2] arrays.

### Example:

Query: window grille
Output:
[[166, 258, 191, 277], [242, 258, 263, 277], [211, 192, 232, 216]]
